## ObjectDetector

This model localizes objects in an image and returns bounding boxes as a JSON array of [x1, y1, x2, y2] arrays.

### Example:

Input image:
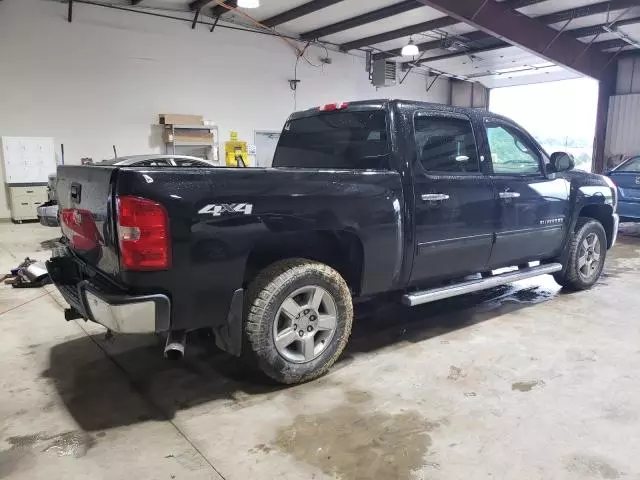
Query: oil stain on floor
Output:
[[564, 453, 621, 479], [512, 380, 546, 392], [0, 430, 95, 478], [273, 403, 435, 480]]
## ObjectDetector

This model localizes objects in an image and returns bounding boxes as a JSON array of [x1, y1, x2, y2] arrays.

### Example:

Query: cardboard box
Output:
[[159, 113, 203, 125]]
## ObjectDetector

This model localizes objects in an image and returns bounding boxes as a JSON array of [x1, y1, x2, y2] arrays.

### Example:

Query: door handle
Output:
[[499, 191, 521, 199], [422, 193, 450, 201]]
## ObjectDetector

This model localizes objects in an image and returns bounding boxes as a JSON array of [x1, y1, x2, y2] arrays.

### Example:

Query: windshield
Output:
[[273, 109, 390, 169]]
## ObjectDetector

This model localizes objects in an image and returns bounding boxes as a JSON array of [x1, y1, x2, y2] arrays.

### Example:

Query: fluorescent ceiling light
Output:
[[402, 38, 419, 57], [237, 0, 260, 8]]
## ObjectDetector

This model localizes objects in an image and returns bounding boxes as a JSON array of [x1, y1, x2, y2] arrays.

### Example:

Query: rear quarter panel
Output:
[[114, 167, 404, 330]]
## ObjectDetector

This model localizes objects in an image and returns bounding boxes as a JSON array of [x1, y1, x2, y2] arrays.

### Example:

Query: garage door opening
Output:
[[489, 78, 599, 172]]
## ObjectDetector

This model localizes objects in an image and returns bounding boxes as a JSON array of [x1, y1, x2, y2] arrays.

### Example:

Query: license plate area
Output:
[[47, 254, 82, 286]]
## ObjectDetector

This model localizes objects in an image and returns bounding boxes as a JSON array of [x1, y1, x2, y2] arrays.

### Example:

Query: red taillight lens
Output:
[[117, 196, 170, 271], [60, 208, 100, 250]]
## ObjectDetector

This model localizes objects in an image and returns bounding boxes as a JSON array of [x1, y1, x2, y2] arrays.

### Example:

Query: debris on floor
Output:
[[3, 257, 51, 288]]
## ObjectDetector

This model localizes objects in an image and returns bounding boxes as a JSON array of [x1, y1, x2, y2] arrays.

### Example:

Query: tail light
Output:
[[117, 196, 170, 271], [60, 208, 100, 250], [319, 102, 348, 111]]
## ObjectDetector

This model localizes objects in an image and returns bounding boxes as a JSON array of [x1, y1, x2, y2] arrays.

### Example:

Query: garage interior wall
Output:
[[605, 56, 640, 166], [0, 0, 451, 219]]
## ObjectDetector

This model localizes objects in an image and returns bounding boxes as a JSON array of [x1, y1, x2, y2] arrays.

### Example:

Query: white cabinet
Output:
[[7, 185, 48, 222], [1, 137, 56, 184], [1, 137, 56, 222]]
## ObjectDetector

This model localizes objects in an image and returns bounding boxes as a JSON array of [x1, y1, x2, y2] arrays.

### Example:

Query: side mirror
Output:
[[550, 152, 575, 173]]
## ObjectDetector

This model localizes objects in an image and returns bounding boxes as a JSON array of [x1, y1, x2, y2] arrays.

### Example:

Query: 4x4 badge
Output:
[[198, 203, 253, 216]]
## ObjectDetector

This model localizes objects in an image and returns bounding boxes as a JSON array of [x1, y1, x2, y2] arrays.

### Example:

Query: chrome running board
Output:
[[402, 263, 563, 307]]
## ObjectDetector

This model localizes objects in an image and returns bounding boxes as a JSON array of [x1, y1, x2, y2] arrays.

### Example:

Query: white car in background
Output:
[[38, 154, 215, 227]]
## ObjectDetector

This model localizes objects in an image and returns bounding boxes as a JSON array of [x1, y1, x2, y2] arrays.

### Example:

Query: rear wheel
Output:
[[553, 218, 607, 291], [244, 259, 353, 384]]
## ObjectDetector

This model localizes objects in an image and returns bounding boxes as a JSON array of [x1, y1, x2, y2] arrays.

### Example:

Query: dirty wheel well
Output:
[[243, 231, 364, 295], [579, 204, 614, 248]]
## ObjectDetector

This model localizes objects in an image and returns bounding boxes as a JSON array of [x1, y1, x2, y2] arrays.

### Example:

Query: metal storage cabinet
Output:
[[7, 185, 48, 222], [1, 137, 56, 222]]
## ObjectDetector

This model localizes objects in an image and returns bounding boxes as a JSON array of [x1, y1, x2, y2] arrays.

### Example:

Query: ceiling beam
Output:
[[261, 0, 344, 28], [376, 31, 492, 60], [208, 0, 236, 17], [413, 0, 616, 78], [569, 15, 640, 38], [189, 0, 211, 11], [300, 1, 422, 40], [454, 39, 630, 79], [341, 0, 545, 52], [411, 16, 640, 66], [534, 0, 638, 25], [412, 38, 630, 72], [340, 16, 458, 51], [595, 38, 635, 50], [373, 0, 636, 61]]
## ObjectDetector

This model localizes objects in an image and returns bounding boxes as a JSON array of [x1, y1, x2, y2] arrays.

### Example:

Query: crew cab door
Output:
[[481, 118, 570, 268], [609, 156, 640, 219], [410, 111, 495, 284]]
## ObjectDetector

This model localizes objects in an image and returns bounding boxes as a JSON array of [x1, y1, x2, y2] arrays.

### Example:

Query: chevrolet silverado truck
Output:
[[47, 100, 619, 384]]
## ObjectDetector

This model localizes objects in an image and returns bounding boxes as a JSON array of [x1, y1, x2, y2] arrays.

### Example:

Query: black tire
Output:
[[244, 258, 353, 384], [553, 217, 607, 291]]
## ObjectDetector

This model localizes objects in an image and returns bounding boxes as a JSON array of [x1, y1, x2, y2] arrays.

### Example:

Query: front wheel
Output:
[[553, 218, 607, 291], [244, 259, 353, 384]]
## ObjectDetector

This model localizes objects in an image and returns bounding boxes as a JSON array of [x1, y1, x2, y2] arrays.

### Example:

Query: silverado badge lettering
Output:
[[540, 217, 564, 226], [198, 203, 253, 216]]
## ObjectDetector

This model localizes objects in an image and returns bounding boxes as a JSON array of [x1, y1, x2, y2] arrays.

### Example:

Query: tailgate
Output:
[[56, 165, 121, 276]]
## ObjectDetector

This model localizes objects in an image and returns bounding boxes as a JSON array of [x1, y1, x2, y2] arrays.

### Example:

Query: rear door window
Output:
[[273, 110, 390, 169], [414, 114, 480, 173]]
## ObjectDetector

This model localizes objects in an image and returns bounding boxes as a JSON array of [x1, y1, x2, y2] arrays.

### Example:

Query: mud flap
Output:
[[214, 288, 244, 357]]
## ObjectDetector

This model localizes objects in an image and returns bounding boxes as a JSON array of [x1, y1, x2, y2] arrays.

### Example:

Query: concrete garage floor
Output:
[[1, 223, 640, 480]]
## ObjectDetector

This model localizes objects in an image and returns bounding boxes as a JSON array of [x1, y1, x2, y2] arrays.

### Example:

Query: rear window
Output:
[[273, 110, 390, 169]]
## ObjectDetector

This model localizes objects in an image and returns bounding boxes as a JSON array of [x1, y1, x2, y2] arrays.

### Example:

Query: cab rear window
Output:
[[273, 110, 390, 169]]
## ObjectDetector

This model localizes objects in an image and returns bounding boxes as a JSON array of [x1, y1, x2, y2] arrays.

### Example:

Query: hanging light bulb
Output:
[[401, 38, 419, 57], [237, 0, 260, 7]]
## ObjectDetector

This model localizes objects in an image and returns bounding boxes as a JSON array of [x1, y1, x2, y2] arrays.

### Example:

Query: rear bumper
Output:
[[37, 204, 60, 227], [46, 253, 170, 333]]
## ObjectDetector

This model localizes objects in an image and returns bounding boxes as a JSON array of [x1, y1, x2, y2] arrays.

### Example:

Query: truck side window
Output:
[[414, 115, 479, 173], [485, 123, 542, 175]]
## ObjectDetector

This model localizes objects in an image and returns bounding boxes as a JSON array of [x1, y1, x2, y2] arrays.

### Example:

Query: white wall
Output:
[[0, 0, 450, 218]]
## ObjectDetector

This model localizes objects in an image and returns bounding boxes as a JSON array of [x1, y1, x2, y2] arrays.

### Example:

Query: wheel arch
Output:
[[578, 204, 615, 249], [243, 230, 365, 295]]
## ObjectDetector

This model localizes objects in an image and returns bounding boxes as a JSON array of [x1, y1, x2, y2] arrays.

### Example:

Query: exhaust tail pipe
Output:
[[164, 331, 186, 361]]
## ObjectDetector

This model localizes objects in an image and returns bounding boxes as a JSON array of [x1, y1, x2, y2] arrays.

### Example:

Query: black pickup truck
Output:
[[47, 100, 619, 384]]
